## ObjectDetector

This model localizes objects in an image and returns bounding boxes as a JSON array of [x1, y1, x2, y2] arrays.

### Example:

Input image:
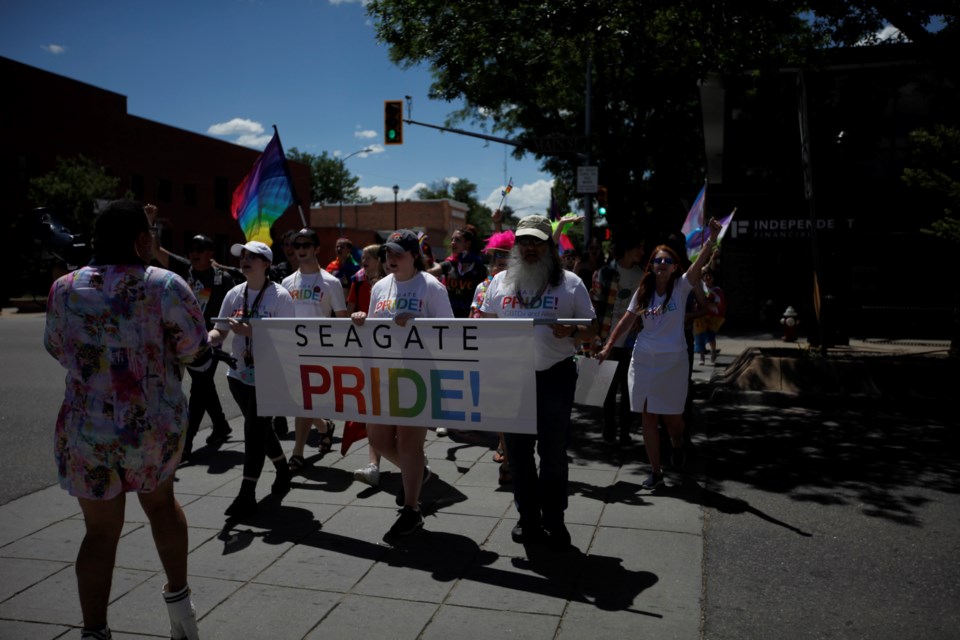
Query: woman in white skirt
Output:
[[598, 218, 721, 489]]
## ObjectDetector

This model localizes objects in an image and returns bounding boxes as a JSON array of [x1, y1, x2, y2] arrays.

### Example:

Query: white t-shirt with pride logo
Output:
[[367, 271, 454, 319], [481, 269, 596, 371], [282, 269, 347, 318]]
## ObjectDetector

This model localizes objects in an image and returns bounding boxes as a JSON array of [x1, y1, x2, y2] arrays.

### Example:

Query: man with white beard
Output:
[[480, 215, 597, 551]]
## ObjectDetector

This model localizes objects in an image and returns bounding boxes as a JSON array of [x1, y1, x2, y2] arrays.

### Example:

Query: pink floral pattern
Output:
[[45, 265, 208, 499]]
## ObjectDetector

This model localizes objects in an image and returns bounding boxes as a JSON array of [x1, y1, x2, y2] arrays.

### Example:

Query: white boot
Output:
[[164, 584, 200, 640]]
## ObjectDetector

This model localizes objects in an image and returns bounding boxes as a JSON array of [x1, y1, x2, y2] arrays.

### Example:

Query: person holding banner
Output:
[[351, 229, 454, 537], [281, 228, 348, 473], [597, 218, 722, 490], [208, 240, 296, 519], [480, 215, 597, 551], [347, 244, 387, 486]]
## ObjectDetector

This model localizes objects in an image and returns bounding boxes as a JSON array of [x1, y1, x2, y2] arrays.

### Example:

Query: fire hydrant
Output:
[[780, 306, 800, 342]]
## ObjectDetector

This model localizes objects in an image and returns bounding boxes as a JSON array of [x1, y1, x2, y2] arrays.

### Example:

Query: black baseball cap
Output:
[[384, 229, 421, 256], [293, 228, 319, 245], [190, 234, 214, 250]]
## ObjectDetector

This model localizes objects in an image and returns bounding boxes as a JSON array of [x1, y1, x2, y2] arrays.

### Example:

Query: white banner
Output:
[[251, 318, 537, 434]]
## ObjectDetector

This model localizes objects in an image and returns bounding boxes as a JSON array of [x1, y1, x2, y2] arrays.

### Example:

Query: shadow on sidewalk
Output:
[[215, 500, 661, 615]]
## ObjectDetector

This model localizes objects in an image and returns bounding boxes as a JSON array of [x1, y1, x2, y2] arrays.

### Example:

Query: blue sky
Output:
[[1, 0, 555, 216]]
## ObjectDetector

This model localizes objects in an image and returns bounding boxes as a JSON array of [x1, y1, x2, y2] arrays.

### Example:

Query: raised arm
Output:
[[685, 217, 722, 289]]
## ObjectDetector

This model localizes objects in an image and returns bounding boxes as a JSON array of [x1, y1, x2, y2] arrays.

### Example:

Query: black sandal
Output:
[[288, 454, 306, 473], [317, 419, 336, 454]]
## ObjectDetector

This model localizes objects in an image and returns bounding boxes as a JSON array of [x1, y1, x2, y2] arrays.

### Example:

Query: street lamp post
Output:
[[392, 184, 400, 231], [338, 147, 373, 231]]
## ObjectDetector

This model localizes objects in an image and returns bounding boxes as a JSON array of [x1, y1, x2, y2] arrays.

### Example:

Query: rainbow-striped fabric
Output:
[[231, 130, 296, 244]]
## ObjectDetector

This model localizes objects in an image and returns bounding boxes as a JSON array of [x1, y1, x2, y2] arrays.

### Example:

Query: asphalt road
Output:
[[696, 397, 960, 639], [0, 311, 240, 505]]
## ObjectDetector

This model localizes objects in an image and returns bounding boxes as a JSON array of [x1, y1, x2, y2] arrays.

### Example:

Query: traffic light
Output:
[[384, 100, 403, 145], [596, 185, 608, 216]]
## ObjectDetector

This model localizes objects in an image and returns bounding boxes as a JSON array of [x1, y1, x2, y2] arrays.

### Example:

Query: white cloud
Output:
[[856, 24, 907, 46], [234, 133, 273, 148], [206, 118, 272, 148], [876, 25, 903, 41], [207, 118, 265, 137], [354, 129, 377, 140], [482, 178, 554, 216], [359, 178, 559, 221], [42, 44, 66, 54], [361, 183, 427, 202]]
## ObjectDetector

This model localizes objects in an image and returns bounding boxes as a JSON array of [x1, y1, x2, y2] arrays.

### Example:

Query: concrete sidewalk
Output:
[[0, 332, 948, 639]]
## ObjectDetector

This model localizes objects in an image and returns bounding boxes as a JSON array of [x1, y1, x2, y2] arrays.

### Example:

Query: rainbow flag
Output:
[[231, 128, 296, 244], [687, 209, 737, 262], [681, 183, 708, 260]]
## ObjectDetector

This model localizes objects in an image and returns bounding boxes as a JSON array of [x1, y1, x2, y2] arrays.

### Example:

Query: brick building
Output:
[[310, 199, 468, 263], [1, 56, 310, 302]]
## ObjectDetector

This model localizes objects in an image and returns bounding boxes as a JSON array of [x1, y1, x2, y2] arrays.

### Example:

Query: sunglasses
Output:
[[652, 257, 675, 265], [517, 237, 546, 247], [292, 242, 315, 249]]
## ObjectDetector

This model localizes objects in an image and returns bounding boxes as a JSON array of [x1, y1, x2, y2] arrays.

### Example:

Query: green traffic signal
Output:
[[598, 205, 607, 216], [384, 100, 403, 145]]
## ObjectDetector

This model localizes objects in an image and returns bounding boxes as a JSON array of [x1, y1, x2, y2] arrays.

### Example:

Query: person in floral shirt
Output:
[[44, 200, 208, 640]]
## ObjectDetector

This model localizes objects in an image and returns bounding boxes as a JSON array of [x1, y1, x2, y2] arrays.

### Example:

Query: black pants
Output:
[[504, 357, 577, 528], [185, 360, 228, 446], [602, 346, 633, 438], [227, 377, 284, 480]]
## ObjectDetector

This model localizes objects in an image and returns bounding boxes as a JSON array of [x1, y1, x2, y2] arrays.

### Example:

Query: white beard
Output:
[[503, 249, 551, 296]]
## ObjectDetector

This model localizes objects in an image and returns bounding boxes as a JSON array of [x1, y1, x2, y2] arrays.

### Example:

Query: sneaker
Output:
[[699, 355, 706, 365], [388, 506, 423, 537], [205, 425, 232, 445], [641, 472, 664, 490], [435, 427, 448, 437], [353, 463, 381, 487], [511, 520, 546, 544], [395, 465, 435, 506]]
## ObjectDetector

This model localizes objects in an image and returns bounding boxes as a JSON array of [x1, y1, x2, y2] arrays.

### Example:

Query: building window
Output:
[[184, 183, 197, 206], [214, 177, 229, 210], [158, 179, 172, 203], [131, 174, 145, 201]]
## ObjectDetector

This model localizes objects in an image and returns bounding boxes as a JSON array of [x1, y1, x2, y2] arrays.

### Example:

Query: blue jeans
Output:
[[504, 356, 577, 528]]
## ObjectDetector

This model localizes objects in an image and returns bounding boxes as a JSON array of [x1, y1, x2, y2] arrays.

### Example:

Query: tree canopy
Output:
[[366, 1, 956, 240], [903, 124, 960, 246], [416, 177, 497, 237], [28, 155, 123, 234]]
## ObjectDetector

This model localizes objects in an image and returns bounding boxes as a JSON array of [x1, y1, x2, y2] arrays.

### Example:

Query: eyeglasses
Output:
[[516, 237, 546, 247], [292, 242, 314, 249], [652, 257, 675, 265]]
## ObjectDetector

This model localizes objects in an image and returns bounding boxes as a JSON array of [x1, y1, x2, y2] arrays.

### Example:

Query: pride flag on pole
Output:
[[231, 127, 296, 244], [681, 183, 707, 260]]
